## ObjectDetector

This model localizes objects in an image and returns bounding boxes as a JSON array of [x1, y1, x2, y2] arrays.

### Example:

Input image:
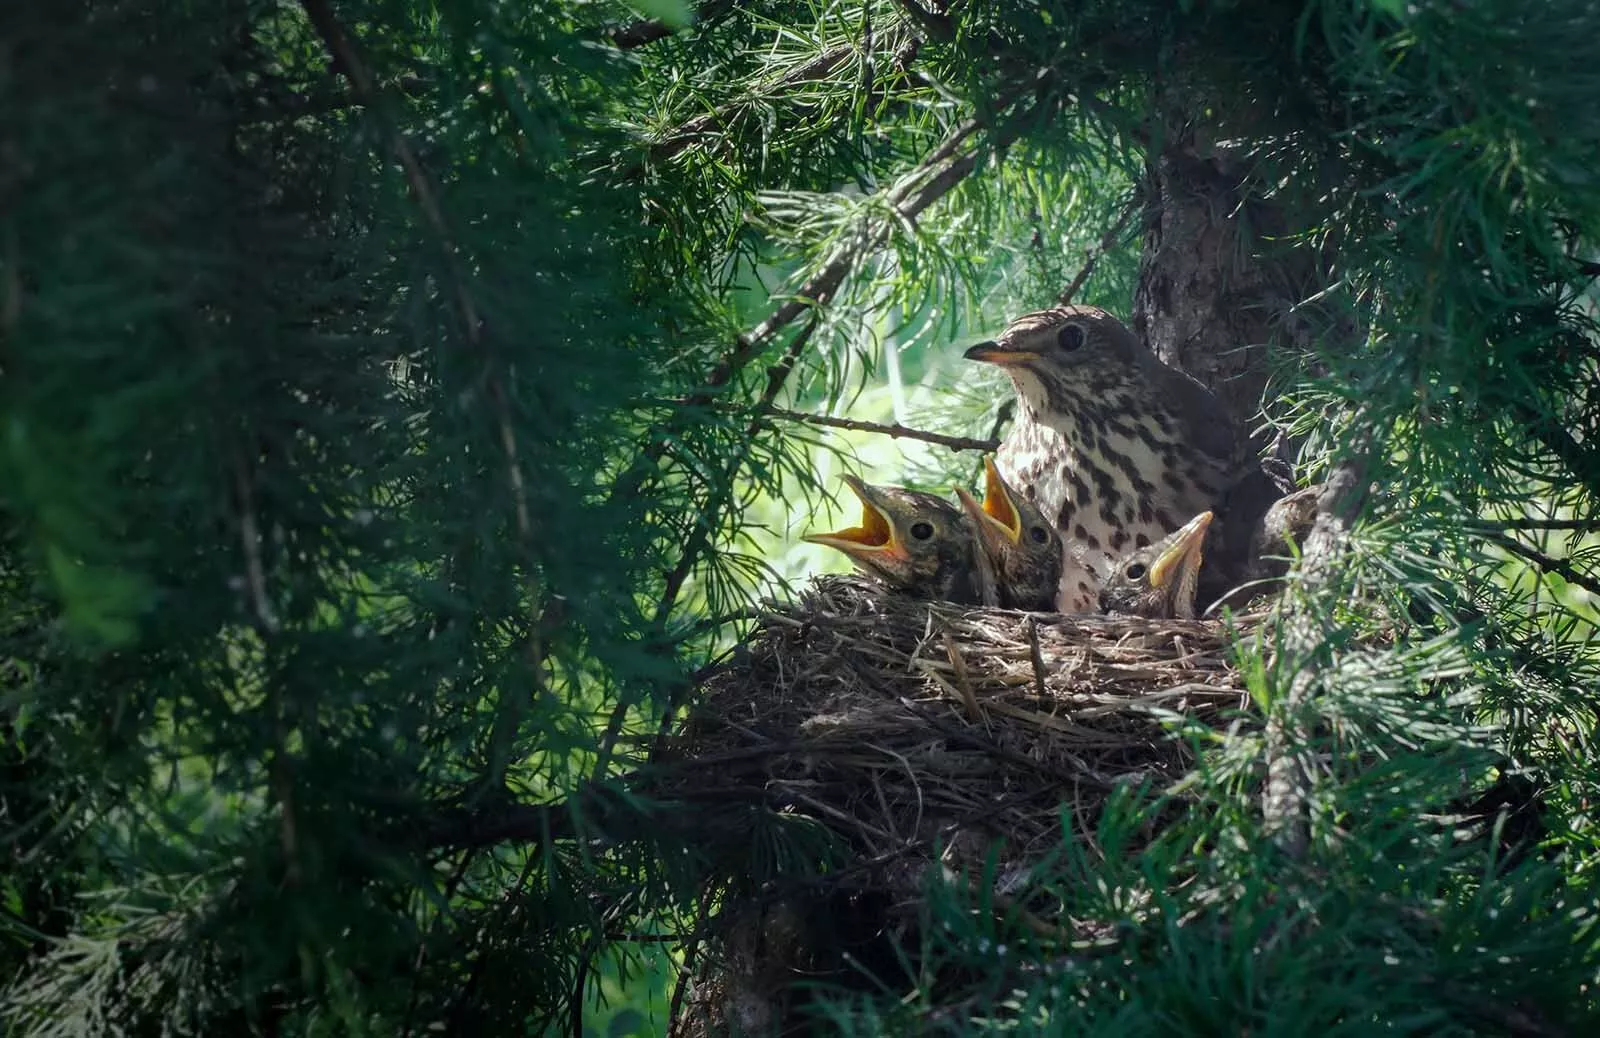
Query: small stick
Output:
[[1025, 616, 1050, 711], [942, 631, 984, 725], [762, 406, 1000, 453], [1057, 193, 1140, 305]]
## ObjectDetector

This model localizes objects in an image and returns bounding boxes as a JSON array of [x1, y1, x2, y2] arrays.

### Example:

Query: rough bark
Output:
[[1131, 85, 1338, 458]]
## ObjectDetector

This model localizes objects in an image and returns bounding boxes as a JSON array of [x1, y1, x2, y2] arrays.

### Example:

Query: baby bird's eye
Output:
[[1028, 526, 1050, 544], [910, 521, 935, 541], [1057, 323, 1085, 352], [1125, 562, 1147, 580]]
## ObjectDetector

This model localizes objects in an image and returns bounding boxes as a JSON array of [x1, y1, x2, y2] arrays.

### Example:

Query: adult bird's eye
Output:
[[1125, 562, 1147, 580], [1028, 526, 1050, 544], [1057, 323, 1085, 352], [910, 521, 935, 540]]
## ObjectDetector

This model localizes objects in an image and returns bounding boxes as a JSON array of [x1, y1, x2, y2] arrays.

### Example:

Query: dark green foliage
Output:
[[3, 0, 1600, 1034]]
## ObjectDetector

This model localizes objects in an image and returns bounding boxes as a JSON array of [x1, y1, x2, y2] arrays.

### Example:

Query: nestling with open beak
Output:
[[803, 475, 989, 605], [1097, 510, 1214, 620], [954, 455, 1064, 611]]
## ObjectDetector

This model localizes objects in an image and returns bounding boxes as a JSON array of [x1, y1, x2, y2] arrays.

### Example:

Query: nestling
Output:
[[1097, 510, 1214, 620], [954, 455, 1063, 611], [803, 475, 989, 605]]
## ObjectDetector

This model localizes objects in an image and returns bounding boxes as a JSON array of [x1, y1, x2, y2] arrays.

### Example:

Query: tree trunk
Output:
[[1131, 83, 1339, 462]]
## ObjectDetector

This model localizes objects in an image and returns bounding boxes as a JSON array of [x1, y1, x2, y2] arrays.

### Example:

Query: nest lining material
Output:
[[674, 574, 1266, 884]]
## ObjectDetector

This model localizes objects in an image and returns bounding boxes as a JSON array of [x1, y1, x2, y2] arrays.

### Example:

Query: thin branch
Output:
[[701, 115, 984, 395], [647, 43, 867, 166], [1058, 191, 1140, 305], [300, 0, 545, 790], [228, 446, 300, 888], [592, 321, 824, 781], [591, 98, 1034, 780], [607, 0, 734, 49], [657, 322, 823, 621], [1470, 518, 1600, 533], [1262, 451, 1371, 862], [1481, 531, 1600, 600], [762, 406, 999, 452], [604, 110, 996, 517], [609, 20, 677, 49]]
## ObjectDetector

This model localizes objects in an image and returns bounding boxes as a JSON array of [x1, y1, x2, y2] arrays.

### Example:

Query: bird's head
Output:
[[954, 456, 1062, 610], [963, 305, 1144, 414], [804, 475, 979, 600], [1097, 510, 1214, 620]]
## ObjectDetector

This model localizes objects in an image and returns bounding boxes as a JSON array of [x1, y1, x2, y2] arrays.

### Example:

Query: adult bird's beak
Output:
[[956, 456, 1022, 544], [963, 339, 1040, 368], [803, 475, 908, 561], [1147, 511, 1214, 590]]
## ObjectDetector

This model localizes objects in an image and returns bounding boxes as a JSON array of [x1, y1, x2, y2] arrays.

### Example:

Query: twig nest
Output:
[[677, 575, 1258, 861], [664, 575, 1264, 1036]]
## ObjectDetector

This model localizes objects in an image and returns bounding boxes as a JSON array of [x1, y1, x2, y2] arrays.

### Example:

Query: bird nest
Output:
[[661, 574, 1266, 1036]]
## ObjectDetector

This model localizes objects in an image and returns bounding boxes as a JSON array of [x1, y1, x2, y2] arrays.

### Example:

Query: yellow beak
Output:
[[1147, 511, 1214, 589], [802, 475, 908, 560]]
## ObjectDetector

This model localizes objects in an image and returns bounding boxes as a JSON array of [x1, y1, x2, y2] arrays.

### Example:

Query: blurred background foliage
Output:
[[3, 0, 1600, 1034]]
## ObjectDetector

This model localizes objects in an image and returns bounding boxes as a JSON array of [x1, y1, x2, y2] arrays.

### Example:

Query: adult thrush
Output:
[[964, 305, 1275, 612], [954, 455, 1063, 611], [804, 475, 988, 605], [1097, 510, 1214, 620]]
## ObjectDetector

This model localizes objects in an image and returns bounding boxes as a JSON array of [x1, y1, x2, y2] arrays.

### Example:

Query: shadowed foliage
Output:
[[3, 0, 1600, 1034]]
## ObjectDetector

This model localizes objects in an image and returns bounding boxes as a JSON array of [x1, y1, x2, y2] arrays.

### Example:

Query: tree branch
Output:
[[761, 406, 999, 453], [609, 19, 677, 49], [588, 95, 1035, 783], [1262, 451, 1371, 862], [607, 0, 735, 49], [1470, 518, 1600, 533], [605, 110, 996, 519], [592, 320, 824, 781], [300, 0, 545, 791], [1058, 191, 1140, 305], [1480, 530, 1600, 600]]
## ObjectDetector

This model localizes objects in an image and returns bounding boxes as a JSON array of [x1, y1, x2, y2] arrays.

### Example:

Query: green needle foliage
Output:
[[3, 0, 1600, 1034]]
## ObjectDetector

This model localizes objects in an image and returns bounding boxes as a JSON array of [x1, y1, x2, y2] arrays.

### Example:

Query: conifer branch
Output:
[[227, 446, 301, 887], [608, 0, 735, 49], [1516, 405, 1600, 498], [759, 406, 999, 453], [590, 103, 1013, 787], [605, 111, 996, 513], [658, 322, 822, 622], [1481, 531, 1600, 600], [592, 320, 822, 780], [696, 118, 984, 398], [647, 41, 892, 165], [1479, 518, 1600, 533], [605, 104, 1030, 767], [891, 0, 955, 42], [301, 0, 546, 790], [1262, 453, 1370, 861], [1058, 191, 1140, 305], [608, 19, 677, 49]]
